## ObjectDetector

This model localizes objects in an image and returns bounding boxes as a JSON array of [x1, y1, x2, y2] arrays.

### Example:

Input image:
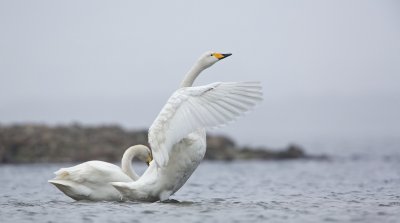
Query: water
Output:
[[1, 146, 400, 222]]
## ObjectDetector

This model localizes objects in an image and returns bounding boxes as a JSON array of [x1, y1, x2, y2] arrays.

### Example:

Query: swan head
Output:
[[180, 51, 232, 88], [123, 145, 153, 166], [197, 51, 232, 69], [136, 146, 152, 166]]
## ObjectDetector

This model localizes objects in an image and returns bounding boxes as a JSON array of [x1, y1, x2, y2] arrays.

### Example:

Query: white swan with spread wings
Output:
[[112, 52, 263, 201]]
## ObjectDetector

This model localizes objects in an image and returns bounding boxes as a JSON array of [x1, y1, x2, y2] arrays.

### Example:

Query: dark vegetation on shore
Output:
[[0, 124, 326, 164]]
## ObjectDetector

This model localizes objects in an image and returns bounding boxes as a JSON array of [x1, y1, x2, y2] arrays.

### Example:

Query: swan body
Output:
[[113, 129, 206, 201], [112, 52, 263, 201], [49, 145, 152, 201]]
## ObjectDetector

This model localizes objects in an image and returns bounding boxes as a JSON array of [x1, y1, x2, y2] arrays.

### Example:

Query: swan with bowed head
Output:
[[49, 51, 263, 202], [48, 145, 152, 201]]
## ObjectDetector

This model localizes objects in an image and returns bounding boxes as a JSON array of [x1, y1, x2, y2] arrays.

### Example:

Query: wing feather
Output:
[[148, 82, 263, 166]]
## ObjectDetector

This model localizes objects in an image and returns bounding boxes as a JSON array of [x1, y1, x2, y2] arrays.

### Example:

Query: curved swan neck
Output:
[[180, 63, 206, 88], [121, 146, 142, 180]]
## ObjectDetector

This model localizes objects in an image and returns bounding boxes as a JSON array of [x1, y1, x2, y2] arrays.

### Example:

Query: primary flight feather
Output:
[[149, 81, 262, 167]]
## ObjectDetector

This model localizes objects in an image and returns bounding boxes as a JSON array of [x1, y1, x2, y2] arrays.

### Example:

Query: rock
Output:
[[0, 123, 324, 163]]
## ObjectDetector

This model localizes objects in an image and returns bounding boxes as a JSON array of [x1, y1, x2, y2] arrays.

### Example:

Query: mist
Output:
[[1, 0, 399, 149]]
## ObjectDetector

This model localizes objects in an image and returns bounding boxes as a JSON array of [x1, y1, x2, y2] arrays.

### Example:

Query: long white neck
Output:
[[180, 62, 206, 88], [121, 145, 148, 180]]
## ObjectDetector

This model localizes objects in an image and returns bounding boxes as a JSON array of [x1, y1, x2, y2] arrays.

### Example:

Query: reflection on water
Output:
[[1, 154, 400, 222]]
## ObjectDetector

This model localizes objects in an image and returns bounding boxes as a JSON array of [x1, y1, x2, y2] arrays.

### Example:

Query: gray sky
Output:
[[1, 0, 399, 149]]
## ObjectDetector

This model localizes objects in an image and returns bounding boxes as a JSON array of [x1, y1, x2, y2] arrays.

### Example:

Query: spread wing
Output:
[[148, 82, 263, 167]]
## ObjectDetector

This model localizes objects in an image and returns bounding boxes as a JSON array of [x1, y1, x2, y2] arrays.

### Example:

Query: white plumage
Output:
[[111, 51, 263, 201], [149, 81, 262, 167], [49, 145, 152, 201]]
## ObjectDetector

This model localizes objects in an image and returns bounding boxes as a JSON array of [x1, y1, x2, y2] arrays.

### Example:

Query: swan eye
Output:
[[210, 54, 214, 57]]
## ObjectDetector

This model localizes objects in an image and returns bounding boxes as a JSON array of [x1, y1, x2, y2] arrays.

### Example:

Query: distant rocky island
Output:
[[0, 124, 326, 164]]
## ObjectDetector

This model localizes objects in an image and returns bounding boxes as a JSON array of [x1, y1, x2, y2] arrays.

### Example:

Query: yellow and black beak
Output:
[[146, 153, 153, 166], [213, 53, 232, 60]]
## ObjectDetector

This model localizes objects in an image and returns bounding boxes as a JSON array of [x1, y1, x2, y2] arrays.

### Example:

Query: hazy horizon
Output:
[[1, 0, 399, 149]]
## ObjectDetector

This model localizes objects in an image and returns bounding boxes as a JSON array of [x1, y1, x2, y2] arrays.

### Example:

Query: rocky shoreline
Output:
[[0, 124, 326, 164]]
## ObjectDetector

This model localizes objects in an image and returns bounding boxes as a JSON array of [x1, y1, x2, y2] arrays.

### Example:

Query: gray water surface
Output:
[[1, 157, 400, 223]]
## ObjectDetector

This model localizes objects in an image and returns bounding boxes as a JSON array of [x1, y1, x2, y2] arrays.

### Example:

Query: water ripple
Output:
[[1, 160, 400, 222]]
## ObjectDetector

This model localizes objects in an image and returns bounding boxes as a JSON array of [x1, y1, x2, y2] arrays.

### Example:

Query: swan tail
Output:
[[53, 169, 70, 179], [111, 182, 152, 201], [110, 182, 133, 199], [48, 179, 91, 200]]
